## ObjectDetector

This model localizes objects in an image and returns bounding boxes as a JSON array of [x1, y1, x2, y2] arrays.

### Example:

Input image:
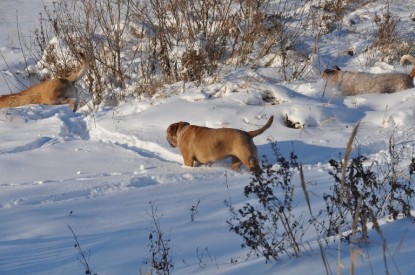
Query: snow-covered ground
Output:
[[1, 1, 415, 275]]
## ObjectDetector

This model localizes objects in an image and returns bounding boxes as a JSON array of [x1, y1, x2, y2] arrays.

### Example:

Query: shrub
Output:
[[226, 144, 306, 262], [228, 132, 415, 264], [322, 155, 379, 242], [23, 0, 313, 109], [320, 135, 415, 242], [143, 201, 174, 275], [26, 0, 137, 107], [373, 3, 398, 50], [368, 2, 415, 63]]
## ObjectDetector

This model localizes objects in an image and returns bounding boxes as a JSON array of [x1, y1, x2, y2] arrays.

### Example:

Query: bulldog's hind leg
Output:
[[237, 148, 260, 172], [246, 156, 260, 172]]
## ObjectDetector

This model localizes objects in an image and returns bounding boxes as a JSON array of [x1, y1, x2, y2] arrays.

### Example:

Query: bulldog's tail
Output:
[[400, 55, 415, 79], [248, 116, 274, 138], [65, 53, 89, 83]]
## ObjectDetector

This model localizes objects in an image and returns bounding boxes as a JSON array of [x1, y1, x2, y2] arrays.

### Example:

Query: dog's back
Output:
[[0, 53, 87, 111], [339, 71, 414, 95], [0, 78, 78, 110], [323, 55, 415, 95]]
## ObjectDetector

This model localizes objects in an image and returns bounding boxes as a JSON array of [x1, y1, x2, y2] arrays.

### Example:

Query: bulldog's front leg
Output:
[[180, 148, 195, 167]]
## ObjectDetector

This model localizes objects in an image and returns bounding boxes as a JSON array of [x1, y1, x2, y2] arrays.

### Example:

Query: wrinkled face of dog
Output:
[[322, 66, 341, 83], [166, 122, 190, 147]]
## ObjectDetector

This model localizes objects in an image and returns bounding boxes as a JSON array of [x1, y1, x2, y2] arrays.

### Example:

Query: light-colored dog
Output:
[[322, 55, 415, 95], [0, 53, 88, 112], [166, 116, 274, 172]]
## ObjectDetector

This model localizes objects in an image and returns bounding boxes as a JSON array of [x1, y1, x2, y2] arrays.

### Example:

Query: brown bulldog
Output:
[[0, 53, 88, 112], [166, 116, 274, 172]]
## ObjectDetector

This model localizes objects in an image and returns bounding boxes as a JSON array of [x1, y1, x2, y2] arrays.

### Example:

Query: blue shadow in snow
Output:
[[257, 140, 346, 165]]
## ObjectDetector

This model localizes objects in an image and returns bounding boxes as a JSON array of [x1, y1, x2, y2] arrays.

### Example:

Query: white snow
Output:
[[1, 1, 415, 275]]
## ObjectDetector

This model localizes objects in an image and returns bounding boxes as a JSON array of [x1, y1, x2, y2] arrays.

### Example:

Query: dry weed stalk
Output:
[[337, 120, 361, 275], [300, 165, 332, 275]]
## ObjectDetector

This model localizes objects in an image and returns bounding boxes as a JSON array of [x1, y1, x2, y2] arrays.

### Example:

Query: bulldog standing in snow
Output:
[[166, 116, 274, 172]]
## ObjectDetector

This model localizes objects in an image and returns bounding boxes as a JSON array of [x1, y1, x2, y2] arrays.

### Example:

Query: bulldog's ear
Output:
[[180, 122, 190, 128], [167, 122, 190, 136], [167, 123, 179, 147], [167, 123, 180, 136]]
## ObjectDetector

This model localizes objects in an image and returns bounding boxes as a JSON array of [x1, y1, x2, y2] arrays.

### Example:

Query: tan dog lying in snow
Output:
[[166, 116, 274, 172], [0, 53, 88, 112], [322, 55, 415, 95]]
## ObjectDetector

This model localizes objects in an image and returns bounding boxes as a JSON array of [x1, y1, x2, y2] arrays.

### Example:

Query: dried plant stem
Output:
[[350, 196, 362, 275], [337, 120, 361, 275], [67, 225, 95, 275], [300, 165, 332, 275]]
